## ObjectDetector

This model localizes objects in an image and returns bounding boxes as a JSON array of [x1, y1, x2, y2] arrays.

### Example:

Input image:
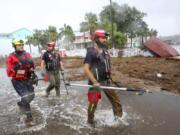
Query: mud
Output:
[[56, 56, 180, 94]]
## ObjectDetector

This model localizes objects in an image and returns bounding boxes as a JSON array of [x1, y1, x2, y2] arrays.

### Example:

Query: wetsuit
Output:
[[84, 47, 122, 124], [42, 51, 61, 96]]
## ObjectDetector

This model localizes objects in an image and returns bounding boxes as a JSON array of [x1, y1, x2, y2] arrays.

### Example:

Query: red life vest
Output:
[[6, 51, 34, 80]]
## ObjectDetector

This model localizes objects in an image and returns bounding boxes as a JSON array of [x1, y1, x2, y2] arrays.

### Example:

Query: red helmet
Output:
[[47, 41, 55, 47], [94, 29, 109, 39]]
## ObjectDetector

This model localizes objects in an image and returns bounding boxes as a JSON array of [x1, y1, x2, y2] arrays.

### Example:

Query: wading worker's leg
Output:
[[54, 71, 60, 96], [12, 79, 35, 122], [87, 88, 101, 124], [46, 71, 56, 96], [104, 89, 123, 118]]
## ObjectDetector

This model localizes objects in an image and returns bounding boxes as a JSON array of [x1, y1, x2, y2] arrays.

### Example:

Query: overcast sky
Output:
[[0, 0, 179, 36]]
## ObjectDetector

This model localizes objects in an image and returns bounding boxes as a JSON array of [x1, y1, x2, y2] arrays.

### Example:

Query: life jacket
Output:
[[6, 51, 34, 80], [43, 51, 61, 71], [89, 47, 111, 82]]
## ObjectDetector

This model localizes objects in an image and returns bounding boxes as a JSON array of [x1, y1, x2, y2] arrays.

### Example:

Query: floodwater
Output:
[[0, 68, 180, 135]]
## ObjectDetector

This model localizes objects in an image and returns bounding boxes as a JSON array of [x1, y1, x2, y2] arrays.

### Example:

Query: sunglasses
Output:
[[99, 36, 107, 39], [48, 45, 55, 47]]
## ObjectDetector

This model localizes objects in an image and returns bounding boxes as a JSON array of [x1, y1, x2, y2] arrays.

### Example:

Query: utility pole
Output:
[[109, 0, 115, 56], [109, 0, 114, 48]]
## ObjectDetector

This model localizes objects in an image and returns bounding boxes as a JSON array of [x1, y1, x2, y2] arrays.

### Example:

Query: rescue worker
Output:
[[41, 41, 64, 97], [83, 29, 123, 125], [6, 39, 37, 123]]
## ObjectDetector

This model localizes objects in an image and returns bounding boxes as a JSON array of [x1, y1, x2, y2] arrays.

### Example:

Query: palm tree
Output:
[[26, 36, 34, 53], [80, 12, 98, 34], [26, 26, 59, 52], [149, 28, 158, 37], [58, 24, 75, 49], [46, 26, 58, 41]]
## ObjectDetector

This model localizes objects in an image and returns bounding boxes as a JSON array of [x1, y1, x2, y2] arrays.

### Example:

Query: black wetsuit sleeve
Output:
[[42, 52, 46, 60], [84, 48, 95, 66]]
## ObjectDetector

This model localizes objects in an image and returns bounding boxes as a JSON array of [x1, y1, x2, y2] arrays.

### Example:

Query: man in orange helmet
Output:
[[41, 41, 64, 97], [83, 29, 123, 125]]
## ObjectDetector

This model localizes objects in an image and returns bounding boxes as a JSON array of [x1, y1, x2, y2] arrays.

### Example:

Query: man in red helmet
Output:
[[6, 39, 38, 124], [83, 29, 122, 125], [41, 41, 64, 97]]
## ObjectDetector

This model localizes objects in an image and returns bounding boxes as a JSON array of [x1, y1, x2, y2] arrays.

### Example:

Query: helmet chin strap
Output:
[[95, 39, 106, 49], [15, 50, 24, 55], [15, 48, 23, 52]]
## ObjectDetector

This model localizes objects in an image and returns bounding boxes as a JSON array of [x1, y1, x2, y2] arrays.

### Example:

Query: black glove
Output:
[[41, 70, 46, 77], [30, 71, 38, 86], [93, 82, 101, 90]]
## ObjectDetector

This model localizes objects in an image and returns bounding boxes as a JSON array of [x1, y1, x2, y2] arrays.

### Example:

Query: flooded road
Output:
[[0, 68, 180, 135]]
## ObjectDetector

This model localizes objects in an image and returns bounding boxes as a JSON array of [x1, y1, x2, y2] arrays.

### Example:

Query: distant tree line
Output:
[[26, 2, 158, 51], [26, 25, 75, 53], [80, 2, 157, 48]]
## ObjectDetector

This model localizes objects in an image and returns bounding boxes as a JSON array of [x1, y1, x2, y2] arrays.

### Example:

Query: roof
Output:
[[144, 37, 179, 57], [11, 27, 33, 34]]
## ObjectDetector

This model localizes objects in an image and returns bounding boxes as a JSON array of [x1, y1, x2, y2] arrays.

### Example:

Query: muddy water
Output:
[[0, 68, 180, 135]]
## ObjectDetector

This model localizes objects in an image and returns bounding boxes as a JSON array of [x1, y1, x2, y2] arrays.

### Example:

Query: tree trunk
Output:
[[28, 44, 32, 54], [38, 44, 41, 53], [141, 36, 144, 46], [130, 37, 133, 48]]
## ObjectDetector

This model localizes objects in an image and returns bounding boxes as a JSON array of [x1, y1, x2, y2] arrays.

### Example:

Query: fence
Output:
[[65, 45, 180, 58]]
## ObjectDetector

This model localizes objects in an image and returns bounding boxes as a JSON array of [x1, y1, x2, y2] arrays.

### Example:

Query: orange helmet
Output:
[[94, 29, 109, 39]]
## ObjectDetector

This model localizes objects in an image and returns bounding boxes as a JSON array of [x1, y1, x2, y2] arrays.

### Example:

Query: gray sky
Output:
[[0, 0, 179, 36]]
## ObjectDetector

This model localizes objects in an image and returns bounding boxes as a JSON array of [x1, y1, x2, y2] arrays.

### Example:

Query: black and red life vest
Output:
[[43, 51, 61, 71], [89, 47, 111, 82]]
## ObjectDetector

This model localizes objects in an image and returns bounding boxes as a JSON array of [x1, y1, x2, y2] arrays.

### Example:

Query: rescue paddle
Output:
[[61, 71, 69, 95], [65, 82, 152, 95]]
